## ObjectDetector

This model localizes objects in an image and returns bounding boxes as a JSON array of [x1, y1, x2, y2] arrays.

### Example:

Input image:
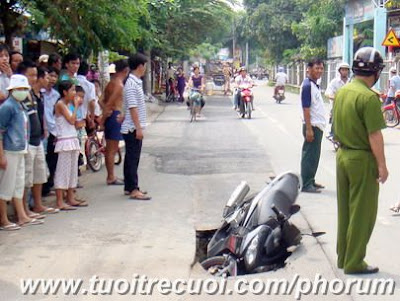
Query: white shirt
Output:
[[388, 75, 400, 98], [235, 75, 253, 87], [275, 72, 288, 86], [300, 78, 326, 131], [325, 77, 349, 98], [76, 75, 96, 118], [121, 74, 147, 134]]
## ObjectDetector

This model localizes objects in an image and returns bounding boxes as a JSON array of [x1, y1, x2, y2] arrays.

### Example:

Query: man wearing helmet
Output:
[[385, 66, 400, 105], [325, 62, 350, 139], [333, 47, 388, 274], [274, 67, 288, 99]]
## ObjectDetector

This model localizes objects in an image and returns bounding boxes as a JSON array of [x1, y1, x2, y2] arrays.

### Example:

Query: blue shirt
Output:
[[43, 88, 60, 137], [0, 96, 29, 152]]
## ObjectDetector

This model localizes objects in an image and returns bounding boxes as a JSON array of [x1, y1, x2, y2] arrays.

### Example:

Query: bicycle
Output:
[[165, 79, 178, 103], [85, 127, 122, 172], [189, 88, 203, 122]]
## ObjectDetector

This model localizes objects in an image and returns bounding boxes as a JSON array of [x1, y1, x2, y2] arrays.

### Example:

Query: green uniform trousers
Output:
[[336, 148, 379, 273], [300, 125, 323, 189]]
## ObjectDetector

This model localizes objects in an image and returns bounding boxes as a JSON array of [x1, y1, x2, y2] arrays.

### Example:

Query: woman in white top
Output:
[[54, 81, 83, 210]]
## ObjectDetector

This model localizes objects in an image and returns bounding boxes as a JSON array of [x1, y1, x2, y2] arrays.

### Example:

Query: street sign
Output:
[[382, 29, 400, 47]]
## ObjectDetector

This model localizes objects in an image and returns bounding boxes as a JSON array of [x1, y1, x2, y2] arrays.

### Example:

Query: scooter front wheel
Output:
[[201, 256, 237, 277]]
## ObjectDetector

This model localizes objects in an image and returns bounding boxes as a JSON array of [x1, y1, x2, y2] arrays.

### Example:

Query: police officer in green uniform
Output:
[[333, 47, 388, 274]]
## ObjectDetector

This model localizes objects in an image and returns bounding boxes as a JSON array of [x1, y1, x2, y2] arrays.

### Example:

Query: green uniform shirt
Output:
[[333, 78, 385, 151]]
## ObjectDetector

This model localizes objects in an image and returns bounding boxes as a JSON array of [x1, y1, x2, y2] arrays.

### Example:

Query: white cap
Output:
[[108, 63, 116, 74], [39, 54, 49, 63], [6, 74, 31, 90], [338, 62, 350, 69], [390, 66, 397, 73]]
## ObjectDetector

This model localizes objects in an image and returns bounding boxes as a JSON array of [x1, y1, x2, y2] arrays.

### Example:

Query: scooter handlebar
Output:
[[271, 205, 286, 222]]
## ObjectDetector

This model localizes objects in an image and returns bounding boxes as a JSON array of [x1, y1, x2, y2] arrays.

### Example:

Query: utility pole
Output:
[[232, 20, 236, 63], [245, 41, 249, 70]]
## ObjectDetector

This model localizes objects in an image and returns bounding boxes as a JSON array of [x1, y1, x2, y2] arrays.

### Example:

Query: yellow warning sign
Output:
[[382, 29, 400, 47]]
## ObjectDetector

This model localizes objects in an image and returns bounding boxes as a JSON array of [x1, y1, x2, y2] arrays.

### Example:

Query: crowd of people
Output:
[[0, 43, 151, 231]]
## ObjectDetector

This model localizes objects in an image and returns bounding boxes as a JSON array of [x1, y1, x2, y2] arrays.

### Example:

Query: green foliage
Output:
[[0, 0, 234, 60], [189, 42, 222, 61], [247, 0, 304, 62], [146, 0, 233, 59], [25, 0, 146, 56], [292, 0, 345, 48], [243, 0, 345, 64]]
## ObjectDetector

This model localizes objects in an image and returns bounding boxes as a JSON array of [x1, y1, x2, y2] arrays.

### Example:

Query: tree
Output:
[[0, 0, 27, 47], [144, 0, 234, 60], [247, 0, 304, 62], [0, 0, 147, 55], [292, 0, 345, 59]]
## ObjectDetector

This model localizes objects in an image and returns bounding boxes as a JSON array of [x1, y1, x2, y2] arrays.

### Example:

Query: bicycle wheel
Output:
[[383, 108, 399, 128], [86, 139, 103, 172]]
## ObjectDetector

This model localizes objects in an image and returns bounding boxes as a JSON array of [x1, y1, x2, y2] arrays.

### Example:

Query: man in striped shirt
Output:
[[121, 53, 151, 200]]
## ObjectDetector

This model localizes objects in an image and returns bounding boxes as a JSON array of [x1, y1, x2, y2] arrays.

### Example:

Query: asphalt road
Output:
[[1, 83, 399, 300]]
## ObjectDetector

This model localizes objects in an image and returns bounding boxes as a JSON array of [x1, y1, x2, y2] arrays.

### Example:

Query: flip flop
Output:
[[129, 194, 152, 201], [33, 207, 59, 214], [390, 204, 400, 213], [28, 212, 46, 220], [42, 207, 60, 214], [19, 218, 44, 227], [107, 178, 124, 185], [124, 190, 147, 195], [69, 201, 88, 207], [0, 223, 21, 231], [58, 205, 77, 211]]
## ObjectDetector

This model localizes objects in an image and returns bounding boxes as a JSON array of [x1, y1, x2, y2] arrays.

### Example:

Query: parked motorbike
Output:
[[274, 86, 285, 104], [238, 83, 254, 119], [201, 171, 302, 276]]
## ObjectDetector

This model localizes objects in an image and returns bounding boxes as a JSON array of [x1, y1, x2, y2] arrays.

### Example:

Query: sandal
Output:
[[129, 193, 152, 201], [39, 207, 60, 214], [58, 205, 77, 211], [69, 201, 88, 207], [125, 190, 148, 195], [390, 203, 400, 213], [19, 218, 44, 227], [28, 212, 46, 220], [107, 178, 124, 185], [0, 223, 21, 231]]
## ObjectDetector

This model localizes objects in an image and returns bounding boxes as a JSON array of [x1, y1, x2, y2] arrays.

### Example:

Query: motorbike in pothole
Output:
[[201, 171, 302, 277]]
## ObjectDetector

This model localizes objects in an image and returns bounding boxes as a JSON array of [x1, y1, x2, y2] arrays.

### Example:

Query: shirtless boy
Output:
[[101, 59, 129, 185]]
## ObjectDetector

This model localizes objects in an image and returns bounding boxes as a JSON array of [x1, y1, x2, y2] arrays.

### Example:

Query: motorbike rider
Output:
[[234, 67, 254, 112], [325, 62, 350, 139], [187, 66, 205, 116], [274, 67, 288, 99]]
